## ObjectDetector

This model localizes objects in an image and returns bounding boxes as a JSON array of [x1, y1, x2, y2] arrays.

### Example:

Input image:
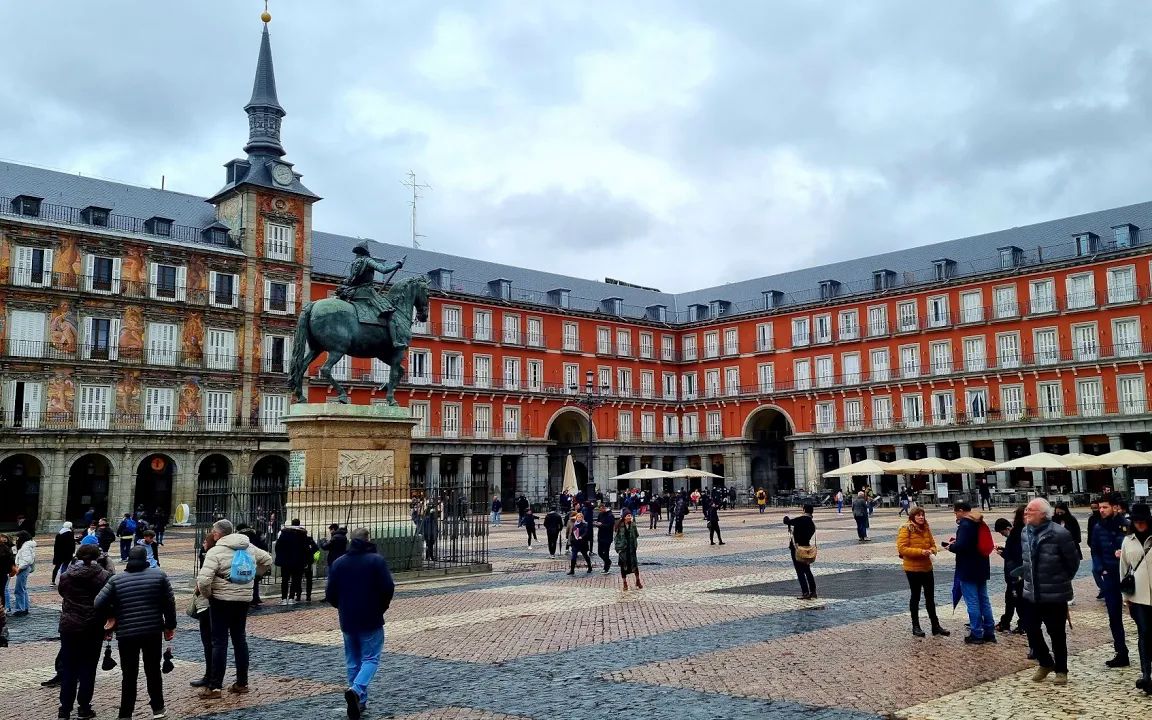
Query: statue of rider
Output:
[[337, 241, 404, 323]]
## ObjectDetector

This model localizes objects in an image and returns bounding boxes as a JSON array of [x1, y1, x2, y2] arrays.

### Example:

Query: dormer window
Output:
[[872, 270, 895, 291], [687, 304, 709, 321], [998, 246, 1022, 269], [548, 288, 571, 309], [1074, 232, 1099, 257], [819, 280, 841, 300], [932, 259, 956, 281], [145, 216, 173, 237], [709, 300, 732, 318], [427, 268, 453, 291], [81, 206, 110, 227], [762, 290, 784, 309], [646, 304, 667, 322], [225, 159, 251, 185], [600, 297, 623, 315], [488, 279, 512, 301], [10, 195, 42, 217], [1112, 224, 1137, 249], [202, 225, 230, 246]]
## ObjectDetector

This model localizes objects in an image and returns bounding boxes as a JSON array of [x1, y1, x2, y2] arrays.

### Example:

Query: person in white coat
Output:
[[12, 531, 37, 616], [1120, 502, 1152, 696]]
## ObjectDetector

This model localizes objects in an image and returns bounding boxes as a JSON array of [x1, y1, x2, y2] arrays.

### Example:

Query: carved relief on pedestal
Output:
[[337, 450, 395, 486]]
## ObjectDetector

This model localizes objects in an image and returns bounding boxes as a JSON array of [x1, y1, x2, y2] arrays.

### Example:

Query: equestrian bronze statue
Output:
[[289, 242, 429, 405]]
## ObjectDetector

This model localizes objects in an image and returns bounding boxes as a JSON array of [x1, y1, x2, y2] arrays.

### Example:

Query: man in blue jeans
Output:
[[327, 527, 395, 720], [1089, 493, 1130, 668], [946, 501, 996, 644]]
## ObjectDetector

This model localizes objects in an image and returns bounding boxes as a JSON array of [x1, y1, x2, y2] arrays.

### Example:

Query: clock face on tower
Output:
[[271, 163, 294, 186]]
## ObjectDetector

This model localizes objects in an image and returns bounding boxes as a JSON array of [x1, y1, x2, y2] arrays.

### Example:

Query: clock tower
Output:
[[207, 11, 321, 425]]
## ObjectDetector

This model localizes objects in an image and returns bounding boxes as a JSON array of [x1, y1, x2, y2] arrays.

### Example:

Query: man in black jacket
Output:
[[594, 504, 615, 573], [1089, 493, 1130, 668], [327, 528, 395, 720], [1021, 498, 1080, 685], [705, 503, 725, 546], [543, 508, 564, 558], [321, 525, 349, 568], [93, 545, 176, 720], [95, 519, 116, 554], [784, 505, 817, 599]]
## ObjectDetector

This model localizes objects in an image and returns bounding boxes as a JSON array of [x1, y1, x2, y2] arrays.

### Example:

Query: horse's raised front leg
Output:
[[385, 347, 407, 406], [319, 351, 350, 404]]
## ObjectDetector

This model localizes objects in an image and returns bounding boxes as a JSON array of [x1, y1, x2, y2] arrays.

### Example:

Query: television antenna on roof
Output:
[[401, 171, 431, 249]]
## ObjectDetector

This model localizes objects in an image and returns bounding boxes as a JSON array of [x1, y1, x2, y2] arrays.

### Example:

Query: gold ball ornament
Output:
[[261, 11, 272, 23]]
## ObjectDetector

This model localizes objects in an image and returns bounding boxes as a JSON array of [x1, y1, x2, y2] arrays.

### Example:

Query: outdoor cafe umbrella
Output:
[[951, 457, 998, 472], [821, 458, 892, 478], [1090, 449, 1152, 468], [609, 467, 675, 481], [562, 450, 579, 494], [666, 467, 724, 479], [884, 457, 968, 474], [989, 452, 1100, 471]]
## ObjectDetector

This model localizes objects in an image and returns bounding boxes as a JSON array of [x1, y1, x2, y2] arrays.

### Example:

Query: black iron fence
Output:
[[191, 475, 490, 582]]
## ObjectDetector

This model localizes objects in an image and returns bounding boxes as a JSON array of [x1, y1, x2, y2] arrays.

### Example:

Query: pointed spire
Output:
[[244, 22, 286, 157]]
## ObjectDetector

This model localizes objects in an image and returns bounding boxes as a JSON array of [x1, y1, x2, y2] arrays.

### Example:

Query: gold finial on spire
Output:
[[261, 0, 271, 24]]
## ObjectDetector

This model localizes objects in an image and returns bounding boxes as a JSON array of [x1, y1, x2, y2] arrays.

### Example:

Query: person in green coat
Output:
[[613, 512, 642, 591]]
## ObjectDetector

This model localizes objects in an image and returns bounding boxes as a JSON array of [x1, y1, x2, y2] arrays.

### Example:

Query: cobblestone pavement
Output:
[[3, 506, 1147, 719]]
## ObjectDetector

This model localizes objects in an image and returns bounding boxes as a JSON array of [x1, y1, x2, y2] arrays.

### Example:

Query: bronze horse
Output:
[[289, 275, 430, 405]]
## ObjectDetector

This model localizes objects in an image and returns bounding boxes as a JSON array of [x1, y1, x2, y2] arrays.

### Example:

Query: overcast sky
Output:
[[2, 1, 1150, 292]]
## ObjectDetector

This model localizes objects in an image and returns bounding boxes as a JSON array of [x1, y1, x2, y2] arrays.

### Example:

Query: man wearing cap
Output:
[[336, 241, 404, 323]]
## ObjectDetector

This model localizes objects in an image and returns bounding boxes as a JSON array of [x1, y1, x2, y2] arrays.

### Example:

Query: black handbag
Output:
[[1120, 546, 1147, 596]]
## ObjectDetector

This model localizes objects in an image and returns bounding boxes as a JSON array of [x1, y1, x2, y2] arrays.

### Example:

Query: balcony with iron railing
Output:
[[812, 401, 1152, 436], [0, 411, 280, 434], [0, 194, 242, 250], [3, 340, 242, 371], [3, 269, 243, 309]]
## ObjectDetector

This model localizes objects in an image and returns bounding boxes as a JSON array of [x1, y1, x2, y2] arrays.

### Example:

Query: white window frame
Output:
[[993, 285, 1018, 319], [1000, 385, 1025, 421], [965, 388, 988, 425], [867, 305, 888, 336], [815, 355, 834, 388], [1037, 381, 1064, 419], [872, 396, 893, 430], [1106, 265, 1136, 304], [84, 254, 122, 295], [442, 352, 463, 387], [473, 404, 491, 439], [410, 401, 430, 438], [639, 332, 654, 359], [842, 352, 861, 385], [209, 271, 239, 309], [472, 310, 492, 342], [929, 341, 952, 375], [527, 359, 543, 392], [78, 384, 111, 430], [793, 359, 812, 391], [442, 402, 461, 438], [757, 363, 775, 394], [502, 313, 521, 345], [959, 290, 983, 324], [1112, 318, 1141, 358], [1064, 272, 1096, 310], [527, 317, 544, 348], [815, 402, 835, 433], [597, 327, 612, 355], [503, 357, 521, 391], [205, 390, 232, 432], [503, 405, 522, 438], [563, 322, 579, 351], [473, 355, 492, 389], [791, 317, 810, 347], [838, 310, 859, 341], [723, 327, 739, 356], [927, 295, 950, 328], [1033, 328, 1059, 366], [844, 398, 863, 431], [901, 393, 923, 428], [1118, 375, 1147, 415], [897, 301, 918, 332], [1071, 323, 1098, 362], [5, 380, 43, 429], [682, 334, 697, 360], [408, 349, 431, 385], [442, 306, 462, 339], [869, 348, 890, 382], [618, 411, 633, 442], [265, 221, 294, 261], [899, 344, 920, 379], [149, 261, 187, 302], [724, 366, 740, 396], [263, 278, 296, 315], [756, 323, 774, 351], [260, 393, 287, 433], [962, 336, 986, 372], [1029, 278, 1055, 314], [813, 314, 832, 344], [1075, 378, 1103, 417], [706, 410, 722, 440], [617, 328, 633, 357], [995, 332, 1020, 369], [9, 309, 46, 358], [12, 246, 53, 288]]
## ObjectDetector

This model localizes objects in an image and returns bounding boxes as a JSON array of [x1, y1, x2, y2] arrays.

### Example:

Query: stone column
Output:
[[923, 444, 939, 499], [962, 441, 980, 492], [427, 454, 441, 496], [1028, 437, 1044, 492], [1066, 437, 1084, 493], [993, 440, 1008, 489], [460, 454, 473, 490], [1107, 435, 1126, 493]]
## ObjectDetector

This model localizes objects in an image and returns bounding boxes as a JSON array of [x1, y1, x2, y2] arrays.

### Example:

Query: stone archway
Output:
[[196, 454, 233, 523], [744, 406, 795, 494], [0, 453, 43, 526], [251, 455, 289, 535], [546, 409, 593, 495], [134, 453, 177, 520], [67, 454, 113, 524]]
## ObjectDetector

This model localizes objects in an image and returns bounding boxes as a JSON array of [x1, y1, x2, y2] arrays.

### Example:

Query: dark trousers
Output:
[[119, 538, 132, 561], [1100, 571, 1129, 657], [569, 546, 591, 572], [209, 599, 250, 690], [674, 515, 684, 534], [979, 493, 992, 511], [854, 515, 868, 539], [708, 522, 723, 544], [790, 546, 816, 596], [424, 540, 436, 561], [117, 633, 164, 717], [649, 511, 660, 529], [281, 569, 303, 600], [1025, 599, 1070, 673], [905, 570, 939, 626], [1130, 602, 1152, 682], [525, 526, 538, 546], [197, 610, 213, 680], [304, 564, 313, 600], [546, 529, 560, 555], [58, 629, 103, 714], [1000, 576, 1022, 627], [597, 542, 611, 570]]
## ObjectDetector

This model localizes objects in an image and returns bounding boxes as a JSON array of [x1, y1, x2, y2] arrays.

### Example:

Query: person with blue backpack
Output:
[[116, 513, 137, 562], [195, 519, 272, 700]]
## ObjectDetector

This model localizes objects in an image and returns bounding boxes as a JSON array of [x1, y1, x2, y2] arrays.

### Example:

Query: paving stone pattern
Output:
[[1, 507, 1145, 719]]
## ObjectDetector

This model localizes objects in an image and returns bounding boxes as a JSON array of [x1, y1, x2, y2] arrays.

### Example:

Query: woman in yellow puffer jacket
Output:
[[896, 507, 950, 638]]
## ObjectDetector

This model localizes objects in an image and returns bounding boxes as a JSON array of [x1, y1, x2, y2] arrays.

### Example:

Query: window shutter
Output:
[[263, 279, 271, 312], [209, 271, 218, 306], [84, 254, 95, 291], [82, 317, 93, 359], [13, 247, 31, 286], [108, 318, 121, 361], [24, 382, 42, 429], [263, 334, 272, 372], [111, 258, 122, 294], [176, 266, 187, 301], [149, 262, 158, 299], [284, 336, 292, 372], [287, 282, 297, 314], [41, 249, 54, 288], [3, 381, 14, 426]]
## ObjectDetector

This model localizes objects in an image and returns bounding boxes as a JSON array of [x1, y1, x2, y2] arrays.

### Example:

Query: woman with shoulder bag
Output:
[[1120, 502, 1152, 696], [783, 504, 817, 600], [896, 506, 950, 638]]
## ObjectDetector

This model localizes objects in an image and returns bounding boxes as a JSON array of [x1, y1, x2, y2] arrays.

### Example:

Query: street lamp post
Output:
[[569, 369, 611, 498]]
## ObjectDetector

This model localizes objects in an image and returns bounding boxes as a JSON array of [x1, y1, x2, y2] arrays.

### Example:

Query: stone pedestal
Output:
[[282, 403, 418, 532]]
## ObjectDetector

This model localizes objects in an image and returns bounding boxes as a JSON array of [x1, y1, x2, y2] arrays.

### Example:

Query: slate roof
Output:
[[3, 159, 1150, 323]]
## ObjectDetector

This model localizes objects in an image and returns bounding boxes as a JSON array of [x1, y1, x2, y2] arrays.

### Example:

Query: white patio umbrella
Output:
[[562, 450, 579, 494], [903, 457, 970, 474], [1090, 449, 1152, 467], [666, 467, 723, 479], [609, 467, 675, 481], [989, 452, 1098, 471], [822, 458, 892, 478], [951, 457, 998, 472]]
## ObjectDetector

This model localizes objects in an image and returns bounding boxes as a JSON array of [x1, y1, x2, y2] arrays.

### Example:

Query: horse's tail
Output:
[[289, 301, 314, 400]]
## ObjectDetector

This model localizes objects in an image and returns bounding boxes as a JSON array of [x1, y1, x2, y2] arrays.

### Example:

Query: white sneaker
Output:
[[279, 599, 288, 606], [289, 598, 298, 605]]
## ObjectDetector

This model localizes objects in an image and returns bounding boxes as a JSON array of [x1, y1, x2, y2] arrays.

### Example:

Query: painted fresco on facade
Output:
[[177, 376, 201, 427], [182, 313, 204, 363], [115, 370, 141, 419], [49, 300, 78, 355], [119, 305, 144, 360], [46, 369, 75, 420]]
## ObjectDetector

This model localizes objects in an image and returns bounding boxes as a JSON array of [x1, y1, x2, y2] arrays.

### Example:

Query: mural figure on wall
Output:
[[182, 313, 204, 364], [47, 369, 76, 423], [49, 300, 78, 356], [121, 245, 146, 292], [177, 376, 202, 429], [54, 236, 81, 287], [119, 306, 145, 362], [187, 256, 207, 299], [115, 371, 141, 421]]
